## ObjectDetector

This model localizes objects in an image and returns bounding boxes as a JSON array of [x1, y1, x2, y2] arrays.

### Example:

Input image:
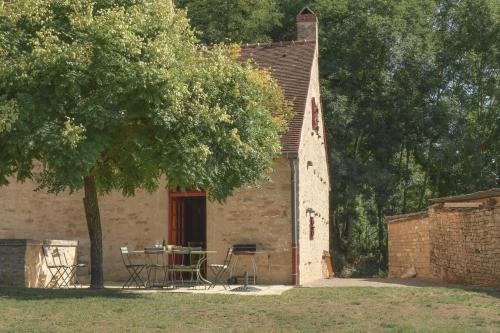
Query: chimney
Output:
[[296, 7, 318, 42]]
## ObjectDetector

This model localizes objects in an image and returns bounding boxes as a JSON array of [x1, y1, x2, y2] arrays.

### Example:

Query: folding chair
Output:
[[170, 247, 202, 288], [208, 247, 233, 289], [120, 247, 147, 288], [144, 247, 169, 288], [43, 246, 85, 288], [59, 246, 86, 287]]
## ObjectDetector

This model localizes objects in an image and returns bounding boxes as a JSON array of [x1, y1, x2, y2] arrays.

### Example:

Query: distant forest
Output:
[[177, 0, 499, 276]]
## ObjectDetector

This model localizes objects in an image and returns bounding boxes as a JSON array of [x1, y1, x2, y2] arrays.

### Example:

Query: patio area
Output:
[[0, 239, 289, 291], [99, 283, 293, 296]]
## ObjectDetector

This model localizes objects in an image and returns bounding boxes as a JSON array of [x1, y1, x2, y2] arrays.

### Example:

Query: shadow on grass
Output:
[[357, 278, 500, 299], [0, 287, 144, 301]]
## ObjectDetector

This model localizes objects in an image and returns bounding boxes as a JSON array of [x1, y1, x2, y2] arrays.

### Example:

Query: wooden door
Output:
[[169, 197, 185, 245], [168, 191, 206, 246]]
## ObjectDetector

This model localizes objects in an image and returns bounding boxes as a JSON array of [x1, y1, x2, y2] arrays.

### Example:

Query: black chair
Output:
[[208, 247, 233, 290], [120, 247, 146, 288]]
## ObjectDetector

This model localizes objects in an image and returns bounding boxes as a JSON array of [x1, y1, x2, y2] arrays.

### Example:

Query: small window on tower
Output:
[[311, 98, 319, 132], [309, 216, 315, 240]]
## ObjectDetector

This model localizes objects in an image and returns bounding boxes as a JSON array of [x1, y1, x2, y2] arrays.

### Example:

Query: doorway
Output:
[[168, 191, 206, 248]]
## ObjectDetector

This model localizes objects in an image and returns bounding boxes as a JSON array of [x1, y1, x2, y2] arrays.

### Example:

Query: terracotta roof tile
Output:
[[239, 41, 316, 154]]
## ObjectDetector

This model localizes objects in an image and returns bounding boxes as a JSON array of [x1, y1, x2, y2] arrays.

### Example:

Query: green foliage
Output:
[[0, 0, 291, 200], [425, 0, 500, 195], [272, 0, 499, 274], [175, 0, 282, 44]]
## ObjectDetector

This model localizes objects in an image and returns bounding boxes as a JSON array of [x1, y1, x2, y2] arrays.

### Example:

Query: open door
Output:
[[168, 191, 206, 248]]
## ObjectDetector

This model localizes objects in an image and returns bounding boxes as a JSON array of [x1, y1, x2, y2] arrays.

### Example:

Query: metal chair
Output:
[[144, 247, 169, 288], [169, 247, 202, 288], [120, 247, 146, 288], [43, 246, 85, 288], [208, 247, 234, 289]]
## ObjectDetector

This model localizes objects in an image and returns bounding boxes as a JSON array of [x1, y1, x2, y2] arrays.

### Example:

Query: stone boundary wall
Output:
[[387, 212, 432, 279], [0, 239, 77, 288], [430, 201, 500, 287], [387, 191, 500, 288]]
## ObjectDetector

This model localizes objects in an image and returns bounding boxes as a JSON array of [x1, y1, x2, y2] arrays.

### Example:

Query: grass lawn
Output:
[[0, 286, 499, 332]]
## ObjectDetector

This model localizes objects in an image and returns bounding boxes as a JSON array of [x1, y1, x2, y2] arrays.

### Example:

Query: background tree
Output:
[[0, 0, 291, 288], [305, 0, 498, 274], [175, 0, 282, 44]]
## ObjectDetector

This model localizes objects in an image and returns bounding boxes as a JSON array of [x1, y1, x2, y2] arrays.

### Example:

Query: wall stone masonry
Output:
[[430, 203, 500, 287], [387, 190, 500, 288], [297, 42, 330, 285], [0, 239, 77, 288], [387, 212, 432, 279], [206, 157, 293, 285], [0, 178, 168, 282]]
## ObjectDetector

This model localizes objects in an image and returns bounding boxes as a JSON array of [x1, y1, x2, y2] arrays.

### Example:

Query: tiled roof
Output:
[[240, 41, 316, 154], [430, 188, 500, 203]]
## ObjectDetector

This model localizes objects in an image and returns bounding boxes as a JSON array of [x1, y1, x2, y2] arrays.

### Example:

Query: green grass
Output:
[[0, 286, 499, 332]]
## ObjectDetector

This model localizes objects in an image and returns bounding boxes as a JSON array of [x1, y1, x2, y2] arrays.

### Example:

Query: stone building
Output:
[[0, 8, 330, 286], [387, 188, 500, 288]]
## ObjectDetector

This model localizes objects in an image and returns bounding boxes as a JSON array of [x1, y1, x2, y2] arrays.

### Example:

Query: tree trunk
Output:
[[402, 146, 410, 214], [343, 202, 355, 261], [83, 175, 104, 289], [376, 203, 387, 267], [391, 144, 405, 213], [418, 141, 432, 210]]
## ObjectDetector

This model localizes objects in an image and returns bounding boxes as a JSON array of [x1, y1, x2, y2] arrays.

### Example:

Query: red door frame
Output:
[[168, 190, 206, 245]]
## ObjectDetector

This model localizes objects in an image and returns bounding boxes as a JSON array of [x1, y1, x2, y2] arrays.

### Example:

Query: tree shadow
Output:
[[0, 287, 144, 300], [360, 278, 500, 299]]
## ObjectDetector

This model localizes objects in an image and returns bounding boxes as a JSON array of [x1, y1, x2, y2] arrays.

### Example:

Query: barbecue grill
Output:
[[232, 244, 257, 253], [229, 244, 260, 285]]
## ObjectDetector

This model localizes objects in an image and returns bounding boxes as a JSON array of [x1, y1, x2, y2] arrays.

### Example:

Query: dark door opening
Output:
[[169, 192, 206, 248]]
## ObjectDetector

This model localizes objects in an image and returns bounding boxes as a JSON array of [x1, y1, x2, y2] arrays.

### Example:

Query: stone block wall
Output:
[[0, 239, 77, 288], [206, 157, 292, 284], [387, 193, 500, 288], [297, 45, 330, 284], [0, 179, 168, 282], [430, 201, 500, 287], [387, 213, 432, 279]]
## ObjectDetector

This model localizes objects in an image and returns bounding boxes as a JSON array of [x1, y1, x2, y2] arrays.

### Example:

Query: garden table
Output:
[[129, 249, 216, 287]]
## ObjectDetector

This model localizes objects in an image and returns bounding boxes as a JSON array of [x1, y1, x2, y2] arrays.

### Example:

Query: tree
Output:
[[311, 0, 498, 273], [307, 0, 438, 268], [0, 0, 291, 288], [425, 0, 500, 196], [175, 0, 282, 44]]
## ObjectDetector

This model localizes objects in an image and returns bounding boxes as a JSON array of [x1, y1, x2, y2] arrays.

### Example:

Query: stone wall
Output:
[[0, 239, 77, 288], [387, 193, 500, 288], [387, 213, 432, 279], [430, 200, 500, 287], [206, 157, 292, 284], [297, 43, 330, 284], [0, 179, 168, 282]]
